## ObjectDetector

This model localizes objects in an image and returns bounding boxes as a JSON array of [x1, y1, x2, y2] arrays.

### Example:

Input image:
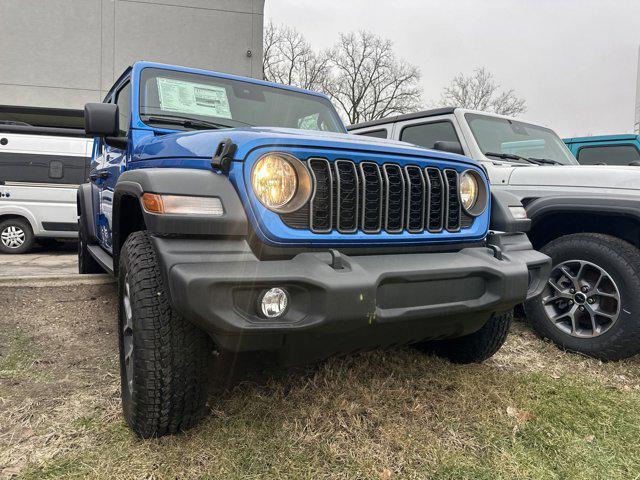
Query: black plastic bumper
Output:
[[152, 233, 550, 360]]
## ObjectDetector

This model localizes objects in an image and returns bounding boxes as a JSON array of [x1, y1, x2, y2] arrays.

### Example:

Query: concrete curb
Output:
[[0, 274, 115, 288]]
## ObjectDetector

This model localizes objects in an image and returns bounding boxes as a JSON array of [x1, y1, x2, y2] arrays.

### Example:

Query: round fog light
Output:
[[259, 288, 288, 318]]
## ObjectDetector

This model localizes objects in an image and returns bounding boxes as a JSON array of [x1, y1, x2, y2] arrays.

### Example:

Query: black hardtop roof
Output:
[[346, 107, 456, 131]]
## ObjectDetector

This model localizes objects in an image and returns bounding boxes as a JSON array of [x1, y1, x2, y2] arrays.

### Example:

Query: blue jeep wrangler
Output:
[[78, 62, 550, 437]]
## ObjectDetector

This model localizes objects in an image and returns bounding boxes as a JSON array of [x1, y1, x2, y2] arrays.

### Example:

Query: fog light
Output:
[[259, 288, 288, 318]]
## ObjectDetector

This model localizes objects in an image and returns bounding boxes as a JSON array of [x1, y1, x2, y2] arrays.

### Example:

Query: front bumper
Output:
[[152, 233, 550, 359]]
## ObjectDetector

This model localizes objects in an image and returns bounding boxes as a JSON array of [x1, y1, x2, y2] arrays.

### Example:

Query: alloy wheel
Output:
[[1, 225, 26, 249], [541, 260, 621, 338]]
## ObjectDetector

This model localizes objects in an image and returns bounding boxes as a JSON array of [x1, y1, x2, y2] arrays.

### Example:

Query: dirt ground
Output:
[[1, 283, 640, 479]]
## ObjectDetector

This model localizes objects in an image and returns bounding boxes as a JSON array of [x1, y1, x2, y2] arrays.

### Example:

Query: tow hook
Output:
[[486, 232, 504, 260], [487, 244, 503, 261], [329, 249, 345, 270]]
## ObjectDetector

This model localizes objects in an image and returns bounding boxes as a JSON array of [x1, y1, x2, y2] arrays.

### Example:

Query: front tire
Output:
[[415, 311, 512, 364], [118, 231, 213, 438], [0, 218, 34, 254], [525, 233, 640, 361]]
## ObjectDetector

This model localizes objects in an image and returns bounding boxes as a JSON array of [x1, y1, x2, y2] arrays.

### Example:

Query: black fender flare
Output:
[[490, 190, 531, 233], [76, 183, 98, 244], [112, 168, 249, 245], [525, 195, 640, 229]]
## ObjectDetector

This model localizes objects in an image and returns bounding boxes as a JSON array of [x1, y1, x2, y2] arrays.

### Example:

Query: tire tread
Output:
[[119, 231, 211, 438]]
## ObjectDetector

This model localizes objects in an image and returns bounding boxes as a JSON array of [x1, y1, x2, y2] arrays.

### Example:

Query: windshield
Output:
[[138, 68, 344, 133], [465, 113, 578, 165]]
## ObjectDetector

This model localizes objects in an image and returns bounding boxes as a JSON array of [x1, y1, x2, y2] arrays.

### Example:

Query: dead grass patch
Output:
[[1, 285, 639, 479]]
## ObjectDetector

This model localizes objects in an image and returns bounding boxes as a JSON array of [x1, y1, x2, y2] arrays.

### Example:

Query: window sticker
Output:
[[156, 77, 232, 119]]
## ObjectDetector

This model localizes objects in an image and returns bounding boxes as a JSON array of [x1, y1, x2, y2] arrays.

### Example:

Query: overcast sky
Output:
[[265, 0, 640, 137]]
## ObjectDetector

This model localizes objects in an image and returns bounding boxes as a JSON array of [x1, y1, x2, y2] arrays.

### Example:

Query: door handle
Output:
[[90, 171, 110, 181]]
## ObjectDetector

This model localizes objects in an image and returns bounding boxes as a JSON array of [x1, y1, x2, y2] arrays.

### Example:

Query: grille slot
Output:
[[335, 160, 359, 233], [444, 169, 461, 232], [383, 164, 405, 233], [294, 159, 475, 234], [308, 159, 333, 233], [359, 162, 383, 233], [404, 166, 426, 233], [425, 167, 444, 232]]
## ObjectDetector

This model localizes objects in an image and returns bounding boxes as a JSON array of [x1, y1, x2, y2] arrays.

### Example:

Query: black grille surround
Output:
[[280, 158, 476, 234]]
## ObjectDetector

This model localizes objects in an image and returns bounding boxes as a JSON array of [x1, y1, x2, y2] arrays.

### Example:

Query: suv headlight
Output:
[[251, 152, 311, 213], [459, 170, 488, 216]]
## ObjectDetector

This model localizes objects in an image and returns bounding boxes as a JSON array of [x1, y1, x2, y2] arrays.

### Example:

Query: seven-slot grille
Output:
[[281, 159, 474, 234]]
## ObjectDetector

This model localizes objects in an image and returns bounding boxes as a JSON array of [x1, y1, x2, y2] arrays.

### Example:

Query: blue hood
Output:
[[131, 126, 478, 167]]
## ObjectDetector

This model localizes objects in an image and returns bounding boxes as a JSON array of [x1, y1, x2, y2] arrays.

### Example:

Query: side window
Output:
[[577, 145, 640, 165], [355, 129, 388, 139], [115, 82, 131, 137], [400, 121, 459, 149]]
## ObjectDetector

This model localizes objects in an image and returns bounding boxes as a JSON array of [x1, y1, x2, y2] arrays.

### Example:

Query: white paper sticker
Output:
[[156, 77, 232, 119]]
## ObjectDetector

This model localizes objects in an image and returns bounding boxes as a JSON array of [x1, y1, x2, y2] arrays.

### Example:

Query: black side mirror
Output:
[[629, 161, 640, 166], [85, 103, 118, 136], [433, 140, 464, 156], [84, 103, 127, 149]]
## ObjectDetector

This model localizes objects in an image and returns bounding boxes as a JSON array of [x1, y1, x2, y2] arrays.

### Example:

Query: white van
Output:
[[0, 106, 92, 254]]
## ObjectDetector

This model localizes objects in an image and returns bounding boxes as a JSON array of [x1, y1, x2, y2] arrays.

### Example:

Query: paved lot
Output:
[[0, 242, 77, 277]]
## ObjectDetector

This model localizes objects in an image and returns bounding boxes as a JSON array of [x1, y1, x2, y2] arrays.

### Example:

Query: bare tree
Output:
[[323, 31, 422, 124], [439, 67, 526, 117], [262, 22, 330, 91]]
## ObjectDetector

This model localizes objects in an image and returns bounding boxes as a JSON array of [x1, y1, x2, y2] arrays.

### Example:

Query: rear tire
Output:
[[78, 221, 103, 274], [118, 231, 213, 438], [415, 311, 512, 363], [525, 233, 640, 361], [0, 218, 34, 254]]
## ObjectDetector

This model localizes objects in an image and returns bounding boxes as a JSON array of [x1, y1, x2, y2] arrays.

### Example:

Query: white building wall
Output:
[[0, 0, 264, 109]]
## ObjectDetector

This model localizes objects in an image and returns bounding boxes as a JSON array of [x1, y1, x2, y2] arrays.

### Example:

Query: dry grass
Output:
[[1, 284, 640, 479]]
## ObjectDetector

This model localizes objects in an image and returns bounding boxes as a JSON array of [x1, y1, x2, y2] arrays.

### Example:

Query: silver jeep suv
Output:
[[350, 108, 640, 361]]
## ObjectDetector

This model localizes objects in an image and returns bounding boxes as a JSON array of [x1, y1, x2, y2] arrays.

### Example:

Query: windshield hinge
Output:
[[211, 138, 237, 172]]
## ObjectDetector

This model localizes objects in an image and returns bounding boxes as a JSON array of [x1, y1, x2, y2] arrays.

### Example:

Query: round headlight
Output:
[[251, 152, 312, 213], [460, 171, 479, 211], [459, 170, 488, 216]]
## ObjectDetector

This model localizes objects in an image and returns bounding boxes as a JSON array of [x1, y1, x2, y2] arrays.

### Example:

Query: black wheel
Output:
[[0, 217, 34, 254], [118, 231, 213, 438], [525, 233, 640, 361], [78, 221, 103, 274], [415, 311, 512, 364]]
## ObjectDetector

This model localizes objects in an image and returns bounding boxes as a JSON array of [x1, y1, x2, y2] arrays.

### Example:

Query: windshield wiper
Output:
[[483, 152, 540, 165], [527, 157, 561, 165], [142, 114, 238, 130]]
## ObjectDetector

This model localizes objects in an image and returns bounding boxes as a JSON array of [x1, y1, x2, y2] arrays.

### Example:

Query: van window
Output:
[[577, 145, 640, 166], [356, 129, 388, 139], [400, 121, 459, 149]]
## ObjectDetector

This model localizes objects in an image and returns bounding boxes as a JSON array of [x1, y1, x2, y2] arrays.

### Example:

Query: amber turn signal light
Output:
[[141, 193, 224, 216]]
